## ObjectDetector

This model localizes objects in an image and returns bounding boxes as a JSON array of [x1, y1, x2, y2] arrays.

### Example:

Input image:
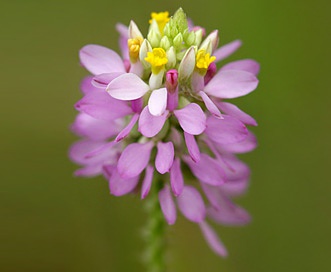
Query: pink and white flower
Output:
[[70, 8, 260, 258]]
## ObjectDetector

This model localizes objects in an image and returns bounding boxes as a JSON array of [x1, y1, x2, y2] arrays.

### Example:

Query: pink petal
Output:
[[155, 142, 174, 174], [204, 70, 259, 99], [220, 155, 250, 182], [108, 166, 140, 196], [138, 106, 168, 138], [183, 154, 226, 186], [192, 72, 205, 93], [177, 186, 206, 223], [184, 132, 201, 163], [200, 183, 223, 210], [217, 131, 257, 153], [174, 103, 206, 135], [214, 40, 242, 62], [115, 113, 139, 142], [159, 185, 177, 225], [116, 23, 129, 60], [220, 59, 260, 76], [74, 164, 103, 177], [80, 76, 101, 94], [201, 184, 251, 225], [220, 178, 250, 197], [199, 221, 228, 257], [208, 198, 251, 226], [71, 113, 120, 141], [79, 44, 126, 75], [217, 102, 257, 126], [171, 128, 182, 147], [205, 115, 248, 145], [69, 140, 107, 165], [141, 165, 154, 199], [148, 88, 168, 116], [170, 158, 184, 197], [117, 142, 154, 178], [107, 73, 150, 100], [92, 72, 125, 88], [84, 141, 117, 160], [199, 91, 222, 119], [75, 91, 132, 121]]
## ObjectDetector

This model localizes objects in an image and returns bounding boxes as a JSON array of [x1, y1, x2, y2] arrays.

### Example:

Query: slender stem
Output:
[[143, 179, 166, 272]]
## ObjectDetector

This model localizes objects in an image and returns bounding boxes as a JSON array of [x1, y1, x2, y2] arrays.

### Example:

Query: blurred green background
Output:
[[1, 0, 330, 271]]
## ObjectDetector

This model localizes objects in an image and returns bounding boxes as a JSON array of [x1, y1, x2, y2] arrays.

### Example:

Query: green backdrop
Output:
[[2, 0, 331, 271]]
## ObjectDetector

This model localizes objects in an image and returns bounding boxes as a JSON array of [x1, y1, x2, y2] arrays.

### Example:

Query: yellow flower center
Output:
[[196, 49, 216, 75], [149, 11, 170, 34], [128, 37, 143, 62], [145, 48, 168, 74]]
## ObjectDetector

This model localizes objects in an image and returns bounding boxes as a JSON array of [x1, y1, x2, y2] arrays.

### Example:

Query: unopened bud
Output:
[[173, 33, 183, 48], [178, 46, 196, 82], [200, 30, 219, 53], [129, 20, 143, 39], [139, 39, 152, 68], [160, 36, 171, 51], [166, 46, 176, 69], [166, 69, 179, 111], [166, 69, 178, 93], [147, 29, 161, 48], [193, 29, 203, 47]]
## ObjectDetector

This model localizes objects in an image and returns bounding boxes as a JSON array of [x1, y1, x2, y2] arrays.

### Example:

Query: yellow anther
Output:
[[145, 48, 168, 74], [196, 49, 216, 74], [128, 37, 143, 61], [149, 11, 170, 34]]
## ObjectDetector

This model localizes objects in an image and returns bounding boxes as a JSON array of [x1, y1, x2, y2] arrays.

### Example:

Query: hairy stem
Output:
[[143, 179, 166, 272]]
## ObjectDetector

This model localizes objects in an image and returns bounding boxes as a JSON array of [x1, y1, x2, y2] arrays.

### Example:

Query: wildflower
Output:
[[71, 8, 260, 259]]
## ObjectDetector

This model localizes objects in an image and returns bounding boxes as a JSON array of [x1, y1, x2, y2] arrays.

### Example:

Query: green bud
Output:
[[160, 36, 171, 51], [166, 46, 176, 69], [147, 29, 161, 48], [163, 23, 170, 37], [185, 31, 196, 46], [148, 19, 161, 36], [170, 25, 179, 39], [193, 29, 203, 47], [173, 33, 183, 48], [173, 8, 188, 33]]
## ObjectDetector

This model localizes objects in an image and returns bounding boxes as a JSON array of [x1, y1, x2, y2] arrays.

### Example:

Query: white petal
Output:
[[148, 88, 168, 116]]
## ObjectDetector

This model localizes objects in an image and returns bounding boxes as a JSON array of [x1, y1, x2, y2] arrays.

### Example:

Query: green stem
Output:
[[143, 179, 166, 272]]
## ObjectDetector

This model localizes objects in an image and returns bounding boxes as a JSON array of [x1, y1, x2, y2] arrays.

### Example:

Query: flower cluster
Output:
[[70, 8, 259, 257]]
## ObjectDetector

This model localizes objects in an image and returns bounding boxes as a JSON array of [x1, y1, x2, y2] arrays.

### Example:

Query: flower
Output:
[[70, 8, 259, 257]]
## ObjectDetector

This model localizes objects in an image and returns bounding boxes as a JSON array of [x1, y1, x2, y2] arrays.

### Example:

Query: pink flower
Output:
[[70, 9, 260, 258]]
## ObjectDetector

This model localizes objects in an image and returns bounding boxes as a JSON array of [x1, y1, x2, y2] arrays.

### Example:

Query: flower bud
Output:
[[160, 36, 171, 51], [178, 46, 196, 82], [166, 69, 178, 93], [200, 30, 219, 53], [148, 19, 161, 35], [147, 29, 161, 48], [173, 33, 183, 48], [166, 46, 176, 69], [193, 29, 203, 47], [185, 31, 196, 46], [139, 39, 152, 68], [129, 20, 143, 39], [166, 69, 179, 111]]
